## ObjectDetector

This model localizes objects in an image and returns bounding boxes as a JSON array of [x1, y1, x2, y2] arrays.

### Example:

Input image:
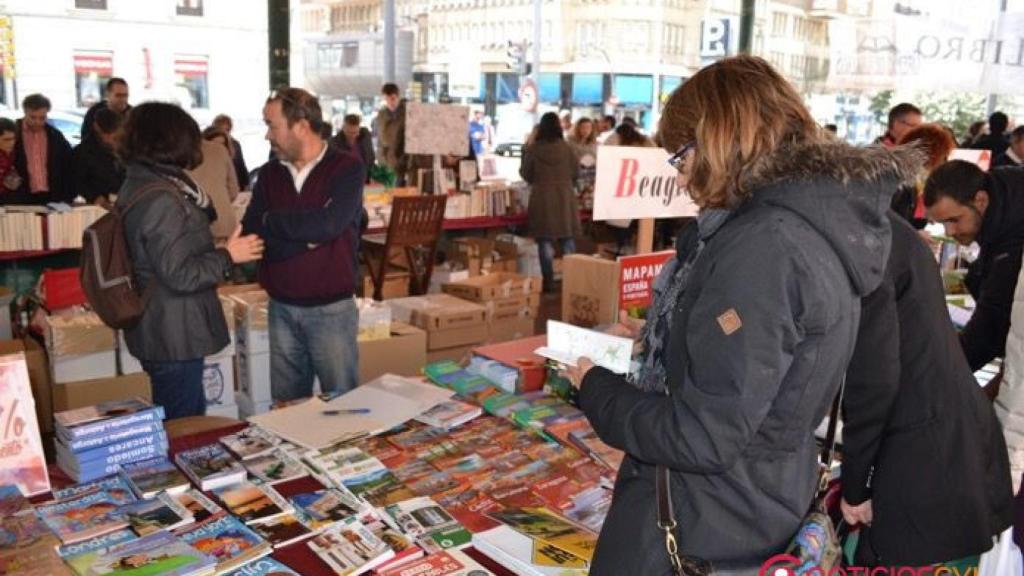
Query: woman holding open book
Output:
[[563, 56, 913, 575]]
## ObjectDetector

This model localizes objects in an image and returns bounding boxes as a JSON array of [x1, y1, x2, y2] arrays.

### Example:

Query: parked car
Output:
[[494, 142, 523, 157]]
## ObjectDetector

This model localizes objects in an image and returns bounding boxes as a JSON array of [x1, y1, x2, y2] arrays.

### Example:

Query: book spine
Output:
[[64, 422, 162, 452], [60, 442, 170, 478], [62, 433, 169, 465], [57, 407, 166, 441]]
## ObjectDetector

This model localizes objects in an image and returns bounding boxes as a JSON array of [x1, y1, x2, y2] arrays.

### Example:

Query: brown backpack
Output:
[[80, 185, 161, 329]]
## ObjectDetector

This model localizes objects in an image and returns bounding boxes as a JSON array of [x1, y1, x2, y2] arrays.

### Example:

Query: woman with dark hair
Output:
[[563, 55, 911, 574], [117, 102, 263, 419], [520, 111, 579, 292], [0, 117, 22, 194]]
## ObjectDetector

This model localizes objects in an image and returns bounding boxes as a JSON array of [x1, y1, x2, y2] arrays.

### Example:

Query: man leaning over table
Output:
[[242, 87, 365, 402]]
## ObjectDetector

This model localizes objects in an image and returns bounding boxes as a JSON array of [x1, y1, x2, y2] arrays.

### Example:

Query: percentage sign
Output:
[[1, 399, 24, 440]]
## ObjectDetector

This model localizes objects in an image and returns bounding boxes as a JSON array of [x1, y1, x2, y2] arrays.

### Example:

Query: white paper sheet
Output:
[[534, 320, 633, 374]]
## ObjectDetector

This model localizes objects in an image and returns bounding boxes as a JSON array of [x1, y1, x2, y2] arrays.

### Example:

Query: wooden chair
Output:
[[362, 195, 448, 301]]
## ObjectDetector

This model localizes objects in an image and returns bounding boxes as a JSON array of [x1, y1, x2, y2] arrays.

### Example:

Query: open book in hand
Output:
[[534, 320, 633, 375]]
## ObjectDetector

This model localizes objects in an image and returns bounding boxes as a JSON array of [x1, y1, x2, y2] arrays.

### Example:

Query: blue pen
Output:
[[322, 408, 371, 415]]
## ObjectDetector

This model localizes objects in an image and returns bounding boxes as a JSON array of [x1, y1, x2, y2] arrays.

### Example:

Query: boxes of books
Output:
[[442, 272, 541, 302], [206, 403, 240, 419], [362, 269, 411, 300], [357, 298, 392, 341], [52, 373, 151, 413], [561, 254, 621, 328], [358, 322, 427, 385], [387, 294, 489, 354], [441, 272, 540, 344], [43, 311, 118, 384], [204, 348, 236, 409], [238, 346, 272, 404]]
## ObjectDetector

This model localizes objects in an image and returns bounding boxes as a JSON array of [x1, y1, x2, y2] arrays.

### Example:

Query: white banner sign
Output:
[[948, 148, 992, 171], [828, 13, 1024, 94], [405, 102, 470, 157], [593, 146, 699, 221]]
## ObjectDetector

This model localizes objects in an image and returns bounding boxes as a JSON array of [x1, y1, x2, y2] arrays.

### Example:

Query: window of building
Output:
[[174, 55, 209, 109], [772, 13, 787, 36], [572, 73, 603, 104], [73, 50, 112, 108], [75, 0, 107, 8], [176, 0, 203, 16]]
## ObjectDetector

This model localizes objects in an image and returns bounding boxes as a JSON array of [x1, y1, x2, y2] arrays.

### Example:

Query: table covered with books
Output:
[[3, 345, 623, 576]]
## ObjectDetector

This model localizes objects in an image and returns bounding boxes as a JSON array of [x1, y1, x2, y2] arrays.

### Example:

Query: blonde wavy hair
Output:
[[658, 55, 823, 208]]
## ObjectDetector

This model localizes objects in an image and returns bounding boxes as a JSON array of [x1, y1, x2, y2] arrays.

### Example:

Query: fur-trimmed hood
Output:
[[743, 141, 923, 296]]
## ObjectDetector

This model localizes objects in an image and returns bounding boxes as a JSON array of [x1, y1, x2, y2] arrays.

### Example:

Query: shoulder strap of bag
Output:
[[816, 376, 846, 499], [118, 182, 170, 216]]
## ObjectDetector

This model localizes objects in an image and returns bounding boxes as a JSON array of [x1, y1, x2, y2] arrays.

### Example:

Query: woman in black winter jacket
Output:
[[117, 102, 263, 419], [564, 56, 914, 574]]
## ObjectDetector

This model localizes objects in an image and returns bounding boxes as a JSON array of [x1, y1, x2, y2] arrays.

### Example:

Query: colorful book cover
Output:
[[119, 456, 190, 499], [223, 557, 301, 576], [118, 493, 193, 536], [64, 422, 162, 454], [248, 513, 314, 548], [53, 475, 138, 506], [0, 354, 51, 497], [57, 440, 170, 482], [543, 417, 594, 449], [531, 473, 591, 512], [175, 512, 271, 574], [386, 426, 449, 452], [242, 450, 307, 485], [483, 460, 554, 495], [390, 458, 437, 483], [561, 486, 612, 535], [472, 526, 588, 576], [406, 471, 461, 498], [171, 489, 224, 524], [0, 484, 52, 549], [219, 427, 277, 461], [372, 528, 424, 574], [356, 436, 406, 469], [35, 489, 129, 544], [434, 484, 502, 534], [382, 497, 472, 551], [57, 529, 138, 575], [339, 466, 415, 508], [84, 529, 215, 576], [174, 444, 246, 491], [211, 482, 293, 525], [421, 361, 465, 387], [532, 541, 589, 569], [568, 429, 625, 471], [487, 507, 597, 563], [60, 431, 169, 465], [0, 534, 73, 576], [378, 550, 494, 576], [414, 400, 482, 430], [289, 489, 364, 531], [55, 398, 164, 443], [306, 516, 395, 576]]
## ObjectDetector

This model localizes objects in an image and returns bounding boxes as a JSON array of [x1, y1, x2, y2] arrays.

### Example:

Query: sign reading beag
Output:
[[618, 250, 674, 318], [405, 102, 470, 157], [594, 146, 699, 221]]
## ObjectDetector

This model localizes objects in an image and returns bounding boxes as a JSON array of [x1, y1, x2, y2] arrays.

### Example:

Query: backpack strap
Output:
[[118, 182, 172, 216]]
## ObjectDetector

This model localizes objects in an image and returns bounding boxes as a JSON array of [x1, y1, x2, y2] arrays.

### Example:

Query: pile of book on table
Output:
[[54, 397, 169, 483]]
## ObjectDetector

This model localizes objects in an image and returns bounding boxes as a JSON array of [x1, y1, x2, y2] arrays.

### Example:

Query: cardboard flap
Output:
[[44, 312, 116, 356], [387, 294, 487, 331]]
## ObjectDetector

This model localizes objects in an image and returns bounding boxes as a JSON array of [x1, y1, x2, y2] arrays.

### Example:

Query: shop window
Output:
[[75, 0, 107, 8], [177, 0, 203, 16], [572, 73, 602, 105], [73, 50, 112, 108], [174, 55, 209, 109]]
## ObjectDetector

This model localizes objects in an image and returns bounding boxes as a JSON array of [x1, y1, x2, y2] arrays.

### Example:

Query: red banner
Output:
[[73, 51, 112, 74], [618, 250, 674, 317]]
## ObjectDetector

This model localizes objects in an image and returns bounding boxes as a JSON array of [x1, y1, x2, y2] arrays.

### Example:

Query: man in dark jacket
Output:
[[73, 107, 125, 205], [213, 114, 250, 190], [10, 93, 73, 205], [81, 77, 130, 142], [331, 114, 374, 183], [925, 161, 1024, 371], [994, 126, 1024, 168], [373, 83, 407, 185], [242, 87, 364, 402], [972, 111, 1011, 159], [842, 211, 1013, 567]]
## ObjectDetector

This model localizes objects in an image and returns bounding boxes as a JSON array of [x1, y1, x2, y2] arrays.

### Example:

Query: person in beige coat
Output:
[[189, 129, 240, 243], [521, 112, 580, 292]]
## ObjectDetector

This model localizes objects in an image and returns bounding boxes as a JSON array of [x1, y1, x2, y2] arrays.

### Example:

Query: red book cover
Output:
[[434, 484, 502, 534], [472, 335, 548, 393], [531, 473, 590, 511]]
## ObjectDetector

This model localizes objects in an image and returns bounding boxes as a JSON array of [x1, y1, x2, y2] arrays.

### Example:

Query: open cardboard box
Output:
[[359, 321, 427, 384], [52, 373, 152, 413], [441, 272, 541, 302]]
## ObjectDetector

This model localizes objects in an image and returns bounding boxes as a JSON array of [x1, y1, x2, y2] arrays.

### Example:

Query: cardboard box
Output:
[[427, 323, 489, 351], [442, 272, 542, 302], [361, 270, 411, 300], [43, 312, 116, 356], [204, 351, 236, 407], [118, 333, 235, 377], [206, 403, 239, 419], [52, 373, 151, 413], [358, 321, 427, 384], [229, 291, 270, 354], [426, 344, 476, 364], [429, 267, 470, 294], [487, 316, 536, 344], [0, 338, 53, 432], [237, 349, 271, 404], [561, 254, 620, 328], [237, 391, 272, 420], [387, 294, 488, 332], [482, 294, 540, 321], [51, 350, 118, 384]]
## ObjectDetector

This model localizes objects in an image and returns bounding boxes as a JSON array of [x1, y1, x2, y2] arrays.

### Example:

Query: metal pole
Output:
[[738, 0, 755, 55], [532, 0, 541, 83], [986, 0, 1008, 116], [384, 0, 396, 85]]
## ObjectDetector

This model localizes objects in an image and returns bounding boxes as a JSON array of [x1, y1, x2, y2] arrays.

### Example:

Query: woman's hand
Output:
[[840, 498, 873, 527], [563, 357, 596, 390], [225, 225, 264, 264], [606, 310, 645, 341]]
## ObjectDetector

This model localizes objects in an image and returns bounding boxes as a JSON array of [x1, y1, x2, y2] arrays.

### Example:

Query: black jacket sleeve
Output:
[[137, 193, 231, 294], [961, 247, 1023, 370], [579, 236, 803, 472], [263, 162, 365, 244], [841, 269, 901, 505]]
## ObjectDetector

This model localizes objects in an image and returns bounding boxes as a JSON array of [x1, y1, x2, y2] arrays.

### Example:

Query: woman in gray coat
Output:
[[117, 102, 263, 419], [521, 112, 580, 292]]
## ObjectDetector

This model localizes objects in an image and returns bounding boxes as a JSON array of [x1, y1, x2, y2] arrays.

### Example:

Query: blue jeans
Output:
[[537, 237, 576, 287], [269, 297, 359, 402], [142, 359, 205, 420]]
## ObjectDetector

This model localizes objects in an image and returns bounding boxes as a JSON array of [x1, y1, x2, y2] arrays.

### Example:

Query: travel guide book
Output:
[[174, 512, 272, 575], [414, 400, 482, 431], [0, 484, 52, 549], [289, 488, 365, 531], [35, 488, 130, 544], [382, 497, 472, 552], [223, 557, 301, 576], [82, 529, 216, 576], [337, 463, 416, 508], [63, 421, 163, 453], [219, 427, 278, 461], [119, 456, 190, 499], [211, 481, 293, 525], [118, 493, 194, 536], [248, 513, 314, 548], [174, 444, 246, 491], [306, 516, 395, 576], [57, 529, 138, 575], [54, 397, 165, 442], [242, 450, 307, 485], [52, 475, 138, 506], [378, 550, 495, 576], [0, 353, 50, 497], [487, 507, 597, 563], [172, 489, 224, 524]]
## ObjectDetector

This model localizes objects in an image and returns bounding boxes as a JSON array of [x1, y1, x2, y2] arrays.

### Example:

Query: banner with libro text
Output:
[[593, 146, 699, 221]]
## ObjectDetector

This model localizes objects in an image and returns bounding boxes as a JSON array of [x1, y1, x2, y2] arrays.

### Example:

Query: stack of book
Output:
[[53, 398, 168, 484]]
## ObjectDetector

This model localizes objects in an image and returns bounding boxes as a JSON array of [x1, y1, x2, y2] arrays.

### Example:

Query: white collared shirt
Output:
[[282, 141, 328, 193]]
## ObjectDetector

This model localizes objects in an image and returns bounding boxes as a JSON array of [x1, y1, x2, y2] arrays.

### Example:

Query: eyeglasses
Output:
[[667, 141, 696, 172]]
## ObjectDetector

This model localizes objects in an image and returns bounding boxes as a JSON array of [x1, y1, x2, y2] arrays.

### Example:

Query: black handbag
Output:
[[656, 464, 713, 576]]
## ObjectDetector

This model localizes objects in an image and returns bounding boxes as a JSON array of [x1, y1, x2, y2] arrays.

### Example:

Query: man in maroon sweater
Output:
[[242, 88, 365, 401]]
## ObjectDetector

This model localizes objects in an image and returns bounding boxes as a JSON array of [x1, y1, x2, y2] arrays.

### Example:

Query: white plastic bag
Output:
[[977, 527, 1023, 576]]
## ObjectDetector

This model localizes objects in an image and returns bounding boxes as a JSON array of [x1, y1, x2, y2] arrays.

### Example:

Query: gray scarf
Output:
[[631, 208, 732, 393]]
